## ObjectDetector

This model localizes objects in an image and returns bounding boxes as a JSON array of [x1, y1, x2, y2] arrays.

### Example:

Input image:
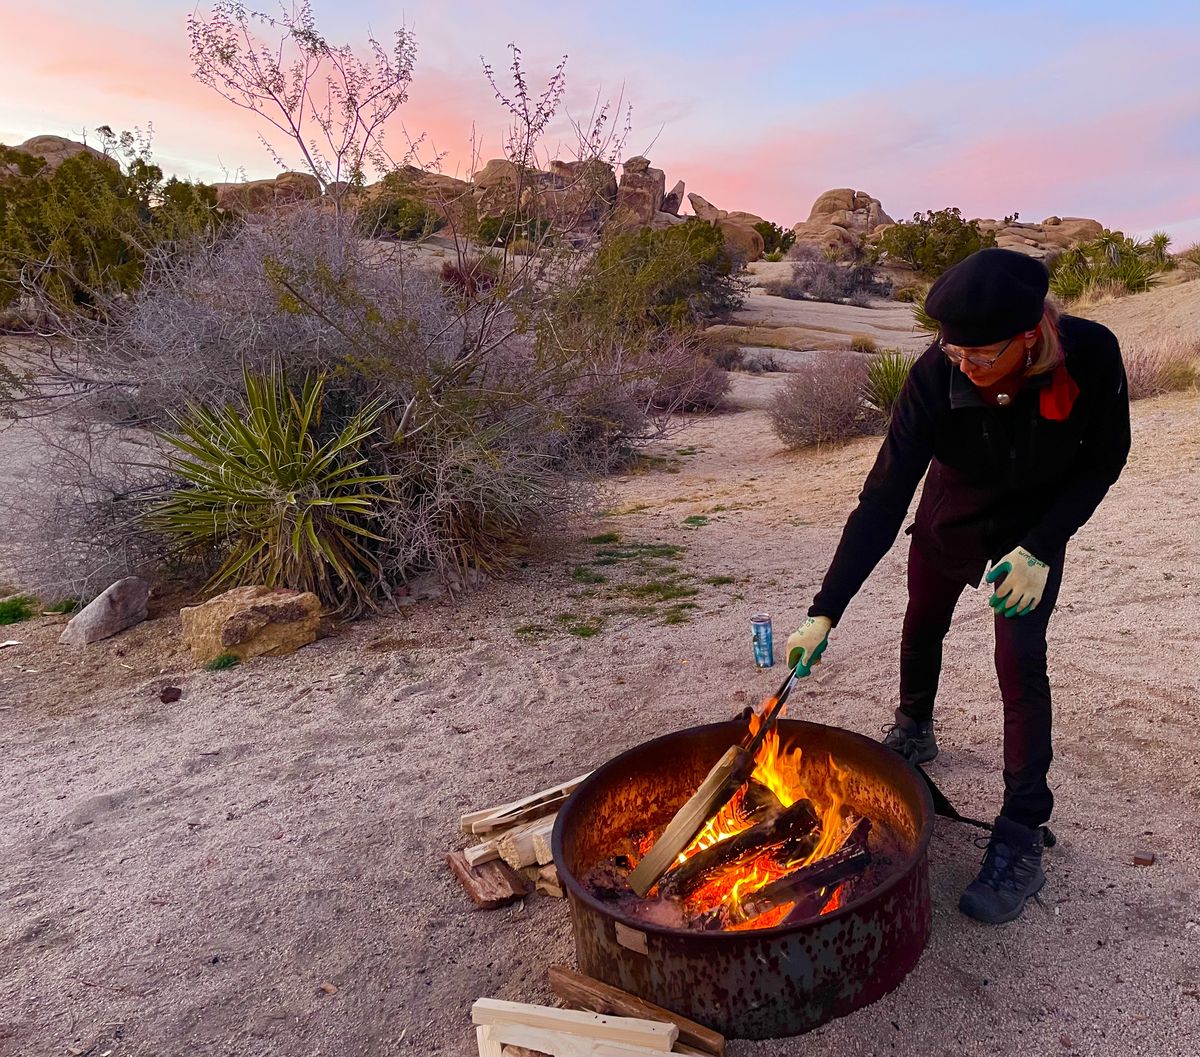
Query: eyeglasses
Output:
[[938, 334, 1020, 369]]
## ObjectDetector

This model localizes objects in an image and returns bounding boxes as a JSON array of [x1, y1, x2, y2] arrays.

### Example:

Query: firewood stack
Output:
[[472, 966, 726, 1056], [448, 773, 590, 909]]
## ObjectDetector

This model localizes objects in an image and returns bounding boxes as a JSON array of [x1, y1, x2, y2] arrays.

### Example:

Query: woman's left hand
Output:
[[986, 546, 1050, 617]]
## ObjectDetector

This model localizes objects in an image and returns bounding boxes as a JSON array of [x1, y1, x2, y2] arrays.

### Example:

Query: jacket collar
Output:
[[948, 362, 1051, 410]]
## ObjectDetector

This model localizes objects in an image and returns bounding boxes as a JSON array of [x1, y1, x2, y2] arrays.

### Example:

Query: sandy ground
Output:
[[2, 285, 1199, 1057]]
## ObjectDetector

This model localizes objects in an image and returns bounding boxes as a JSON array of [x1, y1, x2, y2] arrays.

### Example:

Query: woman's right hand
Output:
[[785, 616, 832, 673]]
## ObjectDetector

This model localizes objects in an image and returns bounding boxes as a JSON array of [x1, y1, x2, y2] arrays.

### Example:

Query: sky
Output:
[[2, 0, 1198, 243]]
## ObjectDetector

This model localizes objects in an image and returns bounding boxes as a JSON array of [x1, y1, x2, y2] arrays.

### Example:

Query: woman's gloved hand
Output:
[[986, 546, 1050, 617], [785, 616, 832, 673]]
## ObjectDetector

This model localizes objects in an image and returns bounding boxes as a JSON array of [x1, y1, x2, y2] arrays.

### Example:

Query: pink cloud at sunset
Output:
[[2, 1, 1197, 244]]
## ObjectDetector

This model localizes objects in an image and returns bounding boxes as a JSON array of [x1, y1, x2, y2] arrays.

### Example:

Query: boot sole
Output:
[[958, 874, 1046, 924]]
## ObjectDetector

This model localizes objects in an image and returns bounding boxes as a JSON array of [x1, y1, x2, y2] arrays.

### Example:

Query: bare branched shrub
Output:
[[1123, 338, 1199, 400], [187, 1, 423, 202], [768, 354, 878, 448], [763, 255, 891, 305]]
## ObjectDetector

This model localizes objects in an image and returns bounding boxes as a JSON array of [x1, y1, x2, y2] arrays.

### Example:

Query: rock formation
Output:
[[5, 135, 117, 173], [790, 188, 894, 254]]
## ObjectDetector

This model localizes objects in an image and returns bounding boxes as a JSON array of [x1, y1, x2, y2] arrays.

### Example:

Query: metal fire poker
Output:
[[628, 659, 811, 897]]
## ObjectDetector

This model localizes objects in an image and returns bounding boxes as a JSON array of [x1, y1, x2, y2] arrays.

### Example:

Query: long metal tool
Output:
[[628, 659, 810, 897]]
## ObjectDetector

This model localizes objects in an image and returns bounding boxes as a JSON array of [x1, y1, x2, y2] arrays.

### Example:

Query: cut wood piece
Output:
[[497, 815, 557, 870], [628, 745, 754, 897], [532, 828, 555, 867], [658, 798, 820, 900], [472, 998, 677, 1052], [466, 842, 500, 867], [446, 851, 531, 910], [482, 1022, 667, 1057], [461, 772, 591, 836], [548, 966, 725, 1057], [476, 1025, 504, 1057], [537, 865, 564, 898]]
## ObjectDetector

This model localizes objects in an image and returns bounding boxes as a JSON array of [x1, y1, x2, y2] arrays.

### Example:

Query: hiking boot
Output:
[[959, 815, 1046, 924], [881, 715, 938, 764]]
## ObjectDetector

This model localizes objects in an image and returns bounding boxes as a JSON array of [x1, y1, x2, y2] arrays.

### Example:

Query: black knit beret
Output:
[[924, 247, 1049, 346]]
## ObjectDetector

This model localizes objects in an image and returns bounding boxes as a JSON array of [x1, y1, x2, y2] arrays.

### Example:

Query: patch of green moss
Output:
[[0, 596, 35, 625], [204, 653, 240, 672], [705, 575, 736, 586], [683, 515, 709, 528]]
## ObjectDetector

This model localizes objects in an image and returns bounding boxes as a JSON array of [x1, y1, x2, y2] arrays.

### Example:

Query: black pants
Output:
[[898, 541, 1065, 828]]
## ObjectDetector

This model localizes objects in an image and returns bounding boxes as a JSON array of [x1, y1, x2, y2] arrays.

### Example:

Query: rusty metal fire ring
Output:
[[552, 718, 934, 1039]]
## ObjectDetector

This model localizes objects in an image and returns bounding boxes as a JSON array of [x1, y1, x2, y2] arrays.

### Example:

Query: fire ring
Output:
[[552, 718, 934, 1039]]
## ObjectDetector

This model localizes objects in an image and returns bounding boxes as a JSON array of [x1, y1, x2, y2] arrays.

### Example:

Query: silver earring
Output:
[[1025, 349, 1033, 369]]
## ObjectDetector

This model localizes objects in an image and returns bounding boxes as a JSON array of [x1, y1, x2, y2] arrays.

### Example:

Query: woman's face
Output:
[[942, 331, 1037, 388]]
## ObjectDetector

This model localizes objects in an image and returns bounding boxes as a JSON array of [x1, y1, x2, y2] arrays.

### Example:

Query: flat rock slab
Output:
[[58, 576, 150, 645]]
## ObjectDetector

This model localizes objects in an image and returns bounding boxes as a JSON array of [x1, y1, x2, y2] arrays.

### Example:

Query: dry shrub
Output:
[[1123, 338, 1199, 400], [5, 204, 728, 606], [768, 353, 877, 448]]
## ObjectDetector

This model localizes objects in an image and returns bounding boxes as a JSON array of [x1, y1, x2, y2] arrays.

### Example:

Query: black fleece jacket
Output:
[[810, 314, 1131, 626]]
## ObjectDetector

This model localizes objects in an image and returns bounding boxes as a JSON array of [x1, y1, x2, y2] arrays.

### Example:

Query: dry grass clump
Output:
[[1123, 338, 1199, 400], [768, 353, 878, 448]]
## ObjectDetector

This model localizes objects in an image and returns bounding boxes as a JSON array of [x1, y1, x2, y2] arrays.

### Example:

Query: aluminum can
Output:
[[751, 613, 774, 668]]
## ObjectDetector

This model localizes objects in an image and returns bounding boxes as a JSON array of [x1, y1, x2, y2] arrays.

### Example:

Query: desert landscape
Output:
[[2, 269, 1198, 1055], [3, 3, 1200, 1055]]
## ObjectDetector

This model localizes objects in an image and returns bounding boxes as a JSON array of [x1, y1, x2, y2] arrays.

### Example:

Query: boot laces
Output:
[[973, 832, 1039, 892]]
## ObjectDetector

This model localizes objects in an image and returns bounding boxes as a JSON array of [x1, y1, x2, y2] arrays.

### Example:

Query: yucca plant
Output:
[[909, 290, 939, 337], [147, 369, 393, 612], [1148, 231, 1173, 269], [864, 348, 917, 420]]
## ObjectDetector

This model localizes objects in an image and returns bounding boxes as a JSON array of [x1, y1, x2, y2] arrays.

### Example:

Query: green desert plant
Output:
[[204, 652, 241, 671], [1049, 230, 1163, 303], [360, 188, 443, 240], [0, 595, 35, 625], [147, 369, 392, 613], [909, 289, 939, 337], [580, 217, 744, 328], [872, 207, 997, 278], [753, 221, 795, 256], [865, 348, 917, 419], [0, 138, 221, 315]]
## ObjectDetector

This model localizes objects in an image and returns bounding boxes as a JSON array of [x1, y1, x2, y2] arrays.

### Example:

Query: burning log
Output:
[[657, 798, 820, 900], [719, 818, 872, 928], [628, 744, 756, 897]]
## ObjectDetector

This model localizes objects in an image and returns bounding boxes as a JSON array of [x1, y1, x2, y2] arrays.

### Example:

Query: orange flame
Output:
[[654, 697, 855, 927]]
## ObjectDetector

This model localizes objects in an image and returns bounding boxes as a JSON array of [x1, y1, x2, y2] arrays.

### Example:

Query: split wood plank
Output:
[[446, 852, 531, 910], [460, 773, 591, 836], [467, 811, 559, 869], [536, 864, 564, 898], [548, 966, 725, 1057], [497, 816, 557, 870], [481, 1022, 668, 1057], [476, 1025, 504, 1057], [628, 745, 754, 897], [472, 998, 677, 1052]]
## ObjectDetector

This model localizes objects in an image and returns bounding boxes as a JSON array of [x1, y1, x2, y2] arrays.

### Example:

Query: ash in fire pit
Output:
[[582, 709, 902, 932]]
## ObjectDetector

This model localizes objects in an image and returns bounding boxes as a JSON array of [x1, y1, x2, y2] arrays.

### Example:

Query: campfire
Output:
[[553, 716, 933, 1038], [582, 706, 885, 932]]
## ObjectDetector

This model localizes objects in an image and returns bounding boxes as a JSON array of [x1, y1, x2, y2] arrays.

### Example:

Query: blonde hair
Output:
[[1026, 299, 1064, 376]]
